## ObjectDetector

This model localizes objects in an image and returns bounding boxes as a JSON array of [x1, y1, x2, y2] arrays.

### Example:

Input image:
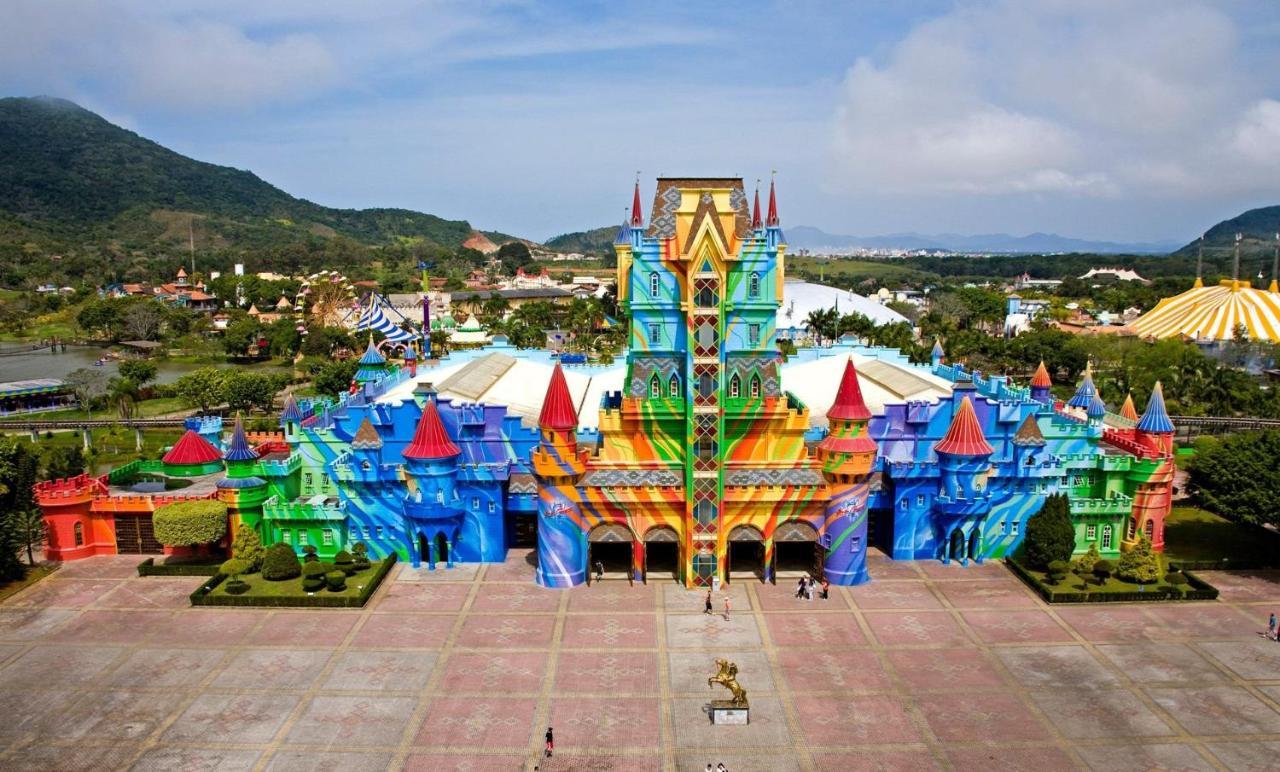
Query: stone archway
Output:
[[726, 524, 765, 583], [588, 523, 635, 583], [643, 526, 679, 584], [774, 520, 822, 581]]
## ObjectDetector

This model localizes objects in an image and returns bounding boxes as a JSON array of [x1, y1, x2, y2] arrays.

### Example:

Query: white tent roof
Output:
[[776, 280, 908, 331]]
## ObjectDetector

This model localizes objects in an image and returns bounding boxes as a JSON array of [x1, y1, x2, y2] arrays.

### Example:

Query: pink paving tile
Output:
[[0, 608, 75, 640], [547, 696, 661, 749], [937, 580, 1039, 609], [286, 695, 418, 746], [566, 584, 657, 613], [47, 609, 169, 643], [1055, 606, 1170, 643], [555, 651, 660, 693], [886, 648, 1005, 691], [916, 559, 1010, 580], [371, 581, 470, 612], [244, 611, 359, 647], [755, 581, 834, 610], [0, 645, 125, 689], [147, 609, 261, 645], [946, 746, 1078, 772], [403, 755, 527, 771], [547, 755, 661, 772], [794, 694, 921, 745], [470, 583, 563, 612], [437, 652, 549, 694], [481, 551, 539, 582], [561, 613, 657, 648], [918, 692, 1051, 742], [848, 580, 943, 610], [213, 649, 333, 689], [765, 612, 867, 647], [814, 751, 943, 772], [93, 578, 196, 609], [106, 646, 225, 688], [414, 696, 537, 747], [863, 610, 969, 646], [961, 609, 1074, 644], [1142, 603, 1258, 639], [864, 553, 924, 580], [6, 578, 121, 608], [777, 649, 891, 692], [1198, 570, 1280, 603], [50, 556, 140, 579], [351, 613, 455, 648], [455, 614, 557, 648]]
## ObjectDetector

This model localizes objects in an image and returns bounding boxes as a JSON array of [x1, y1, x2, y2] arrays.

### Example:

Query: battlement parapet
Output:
[[1071, 495, 1133, 516], [262, 497, 346, 522], [258, 453, 301, 476], [34, 473, 106, 502]]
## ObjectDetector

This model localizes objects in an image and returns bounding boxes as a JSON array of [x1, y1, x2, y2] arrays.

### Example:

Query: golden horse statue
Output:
[[707, 658, 747, 706]]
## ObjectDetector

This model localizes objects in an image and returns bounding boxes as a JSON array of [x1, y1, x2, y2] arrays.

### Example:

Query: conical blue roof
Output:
[[1087, 394, 1107, 419], [224, 415, 259, 462], [1136, 382, 1175, 433], [359, 338, 386, 366], [1067, 369, 1097, 408], [614, 218, 631, 245], [931, 339, 945, 358], [280, 393, 303, 424], [403, 346, 417, 360]]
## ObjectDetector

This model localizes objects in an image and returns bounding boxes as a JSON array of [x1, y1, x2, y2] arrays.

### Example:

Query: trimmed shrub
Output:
[[352, 541, 368, 556], [220, 558, 251, 579], [1023, 495, 1075, 570], [261, 543, 302, 581], [1047, 560, 1069, 579], [302, 577, 325, 593], [231, 525, 265, 571], [302, 545, 318, 563], [334, 550, 356, 575], [153, 500, 228, 547], [1117, 535, 1161, 584], [301, 561, 334, 579], [325, 570, 346, 591], [1166, 572, 1189, 586], [1074, 542, 1101, 575], [1093, 559, 1114, 580], [354, 554, 371, 571], [225, 579, 250, 595]]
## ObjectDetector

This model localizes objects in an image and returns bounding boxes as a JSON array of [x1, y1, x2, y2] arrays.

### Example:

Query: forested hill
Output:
[[1177, 205, 1280, 255], [0, 96, 512, 251], [543, 226, 618, 255]]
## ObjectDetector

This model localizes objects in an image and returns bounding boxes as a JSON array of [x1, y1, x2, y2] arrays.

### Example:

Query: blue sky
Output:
[[2, 0, 1278, 243]]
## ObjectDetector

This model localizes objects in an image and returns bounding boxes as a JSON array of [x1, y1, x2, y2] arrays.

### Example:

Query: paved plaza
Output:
[[2, 553, 1280, 771]]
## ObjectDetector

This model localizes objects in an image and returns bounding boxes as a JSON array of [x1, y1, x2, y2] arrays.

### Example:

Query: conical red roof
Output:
[[538, 364, 579, 430], [751, 184, 762, 229], [766, 178, 779, 226], [163, 430, 222, 466], [403, 400, 460, 459], [1031, 361, 1052, 388], [934, 397, 994, 456], [630, 181, 644, 226], [827, 358, 872, 421]]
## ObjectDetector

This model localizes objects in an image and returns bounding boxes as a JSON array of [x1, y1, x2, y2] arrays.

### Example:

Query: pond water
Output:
[[0, 345, 288, 385]]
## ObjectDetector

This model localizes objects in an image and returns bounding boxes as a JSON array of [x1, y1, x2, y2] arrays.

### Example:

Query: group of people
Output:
[[794, 574, 829, 601], [705, 764, 730, 771], [704, 588, 732, 620]]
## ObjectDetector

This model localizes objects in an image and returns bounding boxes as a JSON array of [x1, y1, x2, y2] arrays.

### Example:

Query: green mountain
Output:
[[0, 96, 514, 251], [543, 225, 619, 256], [1178, 205, 1280, 255]]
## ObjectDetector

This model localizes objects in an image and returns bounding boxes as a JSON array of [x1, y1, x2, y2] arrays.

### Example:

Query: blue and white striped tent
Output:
[[355, 294, 418, 343]]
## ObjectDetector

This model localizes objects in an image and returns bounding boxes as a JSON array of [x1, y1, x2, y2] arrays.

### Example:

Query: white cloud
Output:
[[829, 0, 1278, 200]]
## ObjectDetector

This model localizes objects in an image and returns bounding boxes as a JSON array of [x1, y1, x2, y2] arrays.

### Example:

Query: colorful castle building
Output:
[[33, 178, 1175, 590]]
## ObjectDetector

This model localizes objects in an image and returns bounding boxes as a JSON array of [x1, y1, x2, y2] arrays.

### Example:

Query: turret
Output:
[[1134, 381, 1175, 455], [764, 176, 783, 249], [351, 415, 384, 466], [355, 336, 387, 384], [217, 414, 268, 537], [1086, 393, 1107, 428], [280, 393, 303, 444], [403, 346, 417, 378], [934, 396, 994, 501], [931, 339, 945, 367], [534, 364, 585, 479], [402, 399, 463, 568], [1119, 392, 1138, 422], [751, 182, 763, 231], [1010, 412, 1046, 472], [817, 358, 878, 585], [1066, 363, 1097, 417], [1030, 361, 1052, 404], [533, 364, 588, 587]]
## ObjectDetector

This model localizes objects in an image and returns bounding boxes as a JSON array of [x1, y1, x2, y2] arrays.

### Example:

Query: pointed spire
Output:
[[766, 173, 779, 227], [1232, 232, 1242, 290], [359, 335, 386, 365], [1012, 413, 1045, 447], [1087, 393, 1107, 420], [1120, 392, 1138, 421], [614, 207, 631, 245], [827, 358, 872, 421], [280, 393, 303, 424], [1030, 361, 1052, 389], [224, 413, 259, 462], [1193, 234, 1204, 289], [538, 363, 579, 430], [931, 339, 945, 360], [1136, 382, 1175, 434], [751, 180, 762, 230], [403, 400, 460, 459], [630, 177, 644, 227], [351, 416, 383, 451], [1270, 232, 1279, 293], [934, 397, 994, 456], [1067, 364, 1097, 408]]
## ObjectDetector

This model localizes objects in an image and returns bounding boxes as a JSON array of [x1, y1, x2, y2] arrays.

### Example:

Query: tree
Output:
[[42, 445, 85, 480], [117, 359, 158, 387], [1116, 535, 1161, 584], [265, 317, 301, 357], [65, 367, 109, 411], [231, 524, 265, 571], [219, 558, 251, 580], [174, 367, 226, 412], [108, 376, 139, 420], [122, 301, 163, 340], [312, 359, 360, 397], [301, 324, 354, 357], [9, 508, 45, 566], [479, 292, 511, 326], [223, 317, 261, 356], [223, 371, 281, 413], [152, 501, 228, 547], [496, 241, 533, 274], [76, 299, 124, 340], [1022, 494, 1075, 569], [1187, 430, 1280, 528], [262, 542, 302, 581], [1075, 542, 1101, 575], [804, 307, 841, 346]]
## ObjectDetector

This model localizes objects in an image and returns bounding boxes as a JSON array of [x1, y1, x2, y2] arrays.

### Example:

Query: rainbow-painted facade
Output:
[[33, 178, 1175, 591]]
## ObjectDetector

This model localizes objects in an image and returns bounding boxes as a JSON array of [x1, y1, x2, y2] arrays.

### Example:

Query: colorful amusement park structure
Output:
[[34, 178, 1176, 588]]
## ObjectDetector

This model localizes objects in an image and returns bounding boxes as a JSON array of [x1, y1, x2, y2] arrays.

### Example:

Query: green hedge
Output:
[[153, 500, 228, 547], [1006, 558, 1219, 603], [137, 557, 221, 577], [189, 554, 396, 608]]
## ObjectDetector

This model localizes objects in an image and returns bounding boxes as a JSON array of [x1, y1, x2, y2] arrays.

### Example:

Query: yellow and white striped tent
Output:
[[1131, 278, 1280, 342]]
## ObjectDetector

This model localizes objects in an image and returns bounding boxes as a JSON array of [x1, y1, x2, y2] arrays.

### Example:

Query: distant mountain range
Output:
[[1175, 205, 1280, 255], [783, 226, 1181, 255]]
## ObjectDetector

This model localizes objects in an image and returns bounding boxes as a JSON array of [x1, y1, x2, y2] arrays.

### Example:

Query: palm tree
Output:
[[11, 508, 46, 566], [804, 307, 840, 347]]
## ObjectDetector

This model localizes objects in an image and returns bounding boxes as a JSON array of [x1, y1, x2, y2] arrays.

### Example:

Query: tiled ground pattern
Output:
[[2, 552, 1279, 771]]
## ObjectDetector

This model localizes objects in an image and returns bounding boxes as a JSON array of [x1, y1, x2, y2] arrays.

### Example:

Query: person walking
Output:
[[795, 577, 806, 599], [545, 726, 554, 757], [723, 594, 732, 621], [1270, 612, 1277, 640], [704, 588, 714, 615], [821, 578, 830, 600], [594, 560, 604, 583]]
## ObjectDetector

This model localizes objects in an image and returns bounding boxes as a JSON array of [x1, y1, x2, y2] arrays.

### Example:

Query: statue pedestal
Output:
[[710, 700, 749, 725]]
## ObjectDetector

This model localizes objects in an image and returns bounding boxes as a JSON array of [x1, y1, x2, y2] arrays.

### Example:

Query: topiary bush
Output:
[[1023, 494, 1075, 570], [1074, 542, 1101, 575], [301, 561, 333, 579], [1165, 571, 1189, 586], [231, 524, 264, 571], [261, 543, 302, 581], [352, 541, 368, 556], [1046, 560, 1069, 583], [334, 550, 355, 575], [224, 579, 250, 595], [302, 577, 325, 593], [1093, 559, 1114, 581], [325, 570, 346, 591], [1116, 535, 1161, 584], [220, 558, 251, 579], [302, 545, 318, 563], [153, 500, 228, 548]]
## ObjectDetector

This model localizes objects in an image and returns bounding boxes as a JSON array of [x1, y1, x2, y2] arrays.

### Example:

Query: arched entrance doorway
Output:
[[643, 526, 679, 584], [948, 529, 965, 564], [968, 528, 982, 564], [726, 525, 765, 583], [774, 520, 821, 580], [587, 523, 634, 583]]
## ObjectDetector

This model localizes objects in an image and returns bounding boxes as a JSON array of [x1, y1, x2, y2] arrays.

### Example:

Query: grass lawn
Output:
[[4, 426, 185, 473], [208, 562, 385, 600], [1164, 506, 1280, 567], [788, 255, 936, 285], [0, 564, 58, 603]]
